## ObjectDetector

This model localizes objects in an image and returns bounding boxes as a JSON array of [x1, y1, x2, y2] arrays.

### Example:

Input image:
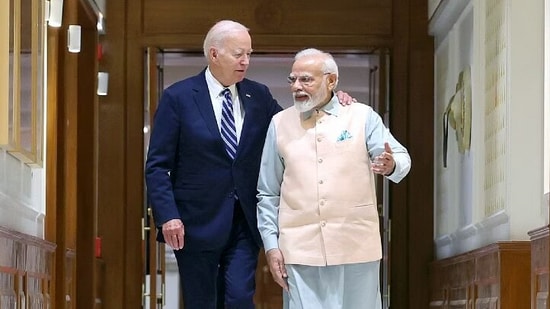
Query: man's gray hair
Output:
[[203, 20, 249, 58], [295, 48, 339, 78]]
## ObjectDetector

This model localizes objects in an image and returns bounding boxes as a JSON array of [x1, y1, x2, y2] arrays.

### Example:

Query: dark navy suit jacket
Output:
[[145, 69, 282, 251]]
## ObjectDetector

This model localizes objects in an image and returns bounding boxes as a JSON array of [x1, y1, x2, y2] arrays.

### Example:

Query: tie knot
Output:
[[222, 88, 232, 99]]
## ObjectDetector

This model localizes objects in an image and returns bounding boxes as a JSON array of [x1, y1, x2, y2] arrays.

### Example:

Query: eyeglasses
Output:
[[287, 73, 331, 86]]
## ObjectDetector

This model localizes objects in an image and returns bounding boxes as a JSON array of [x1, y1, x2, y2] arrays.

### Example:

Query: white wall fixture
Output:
[[97, 13, 106, 35], [97, 72, 109, 96], [47, 0, 64, 28], [67, 25, 81, 53]]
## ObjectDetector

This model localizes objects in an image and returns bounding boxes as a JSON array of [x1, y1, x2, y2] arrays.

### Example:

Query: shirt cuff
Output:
[[262, 235, 279, 252]]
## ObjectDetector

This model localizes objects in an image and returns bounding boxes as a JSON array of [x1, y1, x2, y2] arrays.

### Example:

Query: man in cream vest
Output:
[[257, 48, 411, 309]]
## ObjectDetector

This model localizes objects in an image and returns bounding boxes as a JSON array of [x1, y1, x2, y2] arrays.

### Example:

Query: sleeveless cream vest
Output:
[[272, 103, 382, 266]]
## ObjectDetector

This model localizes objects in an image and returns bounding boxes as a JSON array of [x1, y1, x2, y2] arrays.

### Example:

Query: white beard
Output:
[[293, 97, 317, 112], [293, 82, 327, 113]]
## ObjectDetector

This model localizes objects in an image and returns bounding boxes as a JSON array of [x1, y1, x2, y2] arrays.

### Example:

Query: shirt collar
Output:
[[205, 67, 237, 97]]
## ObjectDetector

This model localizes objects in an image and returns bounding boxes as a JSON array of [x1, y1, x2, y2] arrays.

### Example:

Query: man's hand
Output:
[[265, 248, 288, 291], [162, 219, 185, 250], [336, 90, 356, 106], [372, 142, 396, 176]]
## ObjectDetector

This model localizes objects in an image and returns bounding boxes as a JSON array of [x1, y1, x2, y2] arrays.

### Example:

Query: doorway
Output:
[[142, 49, 391, 308]]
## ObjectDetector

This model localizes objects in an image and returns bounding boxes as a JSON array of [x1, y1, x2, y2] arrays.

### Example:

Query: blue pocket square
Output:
[[336, 130, 353, 142]]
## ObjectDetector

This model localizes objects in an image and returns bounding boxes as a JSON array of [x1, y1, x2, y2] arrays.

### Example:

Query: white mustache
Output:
[[293, 91, 309, 99]]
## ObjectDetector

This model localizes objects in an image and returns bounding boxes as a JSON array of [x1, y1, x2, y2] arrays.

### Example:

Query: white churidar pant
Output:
[[282, 260, 382, 309]]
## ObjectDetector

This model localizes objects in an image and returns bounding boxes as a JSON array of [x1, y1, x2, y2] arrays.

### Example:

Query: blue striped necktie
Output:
[[221, 88, 238, 159]]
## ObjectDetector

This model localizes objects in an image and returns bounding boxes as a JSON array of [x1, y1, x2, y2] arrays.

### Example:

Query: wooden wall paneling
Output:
[[49, 7, 71, 308], [474, 249, 499, 308], [407, 44, 435, 309], [74, 0, 99, 307], [144, 48, 162, 309], [497, 243, 531, 309], [529, 226, 549, 309], [429, 242, 531, 309], [95, 258, 105, 308], [46, 0, 99, 307], [391, 0, 411, 307], [407, 26, 435, 309], [96, 0, 144, 307], [139, 0, 393, 50], [41, 239, 57, 307], [450, 256, 474, 308], [45, 23, 60, 309], [125, 32, 146, 309], [65, 249, 76, 308], [126, 1, 147, 308], [0, 228, 20, 307], [0, 227, 56, 308], [429, 262, 446, 308], [62, 0, 78, 253], [96, 8, 130, 309], [141, 0, 392, 37], [429, 253, 474, 309], [24, 239, 48, 306], [391, 0, 434, 308]]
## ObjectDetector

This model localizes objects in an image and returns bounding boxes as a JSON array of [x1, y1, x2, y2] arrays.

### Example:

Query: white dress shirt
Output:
[[205, 67, 245, 142]]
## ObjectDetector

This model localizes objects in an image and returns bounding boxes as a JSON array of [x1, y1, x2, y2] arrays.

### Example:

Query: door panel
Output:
[[143, 47, 167, 309]]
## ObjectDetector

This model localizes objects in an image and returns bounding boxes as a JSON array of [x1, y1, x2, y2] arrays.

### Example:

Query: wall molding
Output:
[[429, 0, 470, 40], [435, 210, 509, 259], [0, 192, 45, 237]]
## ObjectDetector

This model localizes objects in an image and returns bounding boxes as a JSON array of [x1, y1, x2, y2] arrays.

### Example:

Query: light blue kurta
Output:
[[257, 98, 411, 254], [257, 97, 411, 309]]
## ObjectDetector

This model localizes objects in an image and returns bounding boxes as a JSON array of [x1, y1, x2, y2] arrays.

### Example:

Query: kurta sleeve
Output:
[[256, 120, 285, 251], [364, 107, 411, 183]]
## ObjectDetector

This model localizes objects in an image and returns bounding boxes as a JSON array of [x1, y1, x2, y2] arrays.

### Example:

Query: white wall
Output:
[[430, 0, 546, 259], [0, 149, 45, 237], [0, 42, 46, 238]]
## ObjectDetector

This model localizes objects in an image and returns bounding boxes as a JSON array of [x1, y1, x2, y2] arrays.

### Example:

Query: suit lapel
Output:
[[192, 72, 223, 141], [236, 82, 256, 158], [190, 76, 261, 161]]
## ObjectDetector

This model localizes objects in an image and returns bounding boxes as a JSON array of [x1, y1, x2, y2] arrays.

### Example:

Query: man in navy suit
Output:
[[146, 20, 352, 308]]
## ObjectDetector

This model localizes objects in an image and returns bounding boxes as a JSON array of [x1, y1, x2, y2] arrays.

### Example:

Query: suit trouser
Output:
[[283, 260, 382, 309], [174, 203, 259, 309]]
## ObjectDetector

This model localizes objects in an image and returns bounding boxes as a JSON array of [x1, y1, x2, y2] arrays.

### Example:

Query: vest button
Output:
[[318, 180, 324, 184], [320, 221, 326, 227], [319, 200, 325, 206], [318, 158, 323, 163], [317, 137, 322, 142]]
